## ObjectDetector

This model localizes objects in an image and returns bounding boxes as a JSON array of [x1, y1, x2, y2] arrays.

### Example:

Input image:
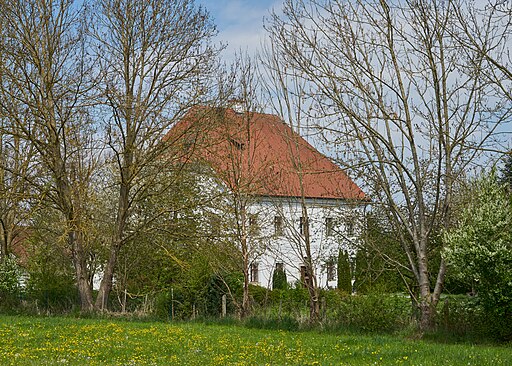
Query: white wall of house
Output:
[[245, 196, 364, 290], [193, 171, 365, 290]]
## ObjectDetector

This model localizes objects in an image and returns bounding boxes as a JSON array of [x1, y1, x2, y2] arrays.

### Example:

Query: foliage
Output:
[[24, 228, 79, 312], [337, 250, 352, 293], [501, 153, 512, 191], [354, 213, 406, 294], [204, 272, 243, 317], [244, 315, 299, 331], [433, 295, 501, 343], [332, 293, 412, 333], [272, 266, 288, 290], [0, 255, 22, 306], [443, 172, 512, 341]]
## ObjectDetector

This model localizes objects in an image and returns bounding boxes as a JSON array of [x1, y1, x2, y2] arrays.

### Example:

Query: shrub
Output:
[[333, 293, 411, 332], [435, 296, 481, 338], [249, 284, 270, 307], [0, 255, 22, 308], [443, 172, 512, 342], [203, 272, 243, 317], [272, 267, 288, 290], [337, 250, 352, 292]]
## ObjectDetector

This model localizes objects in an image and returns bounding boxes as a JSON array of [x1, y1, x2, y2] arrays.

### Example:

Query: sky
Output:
[[199, 0, 281, 60]]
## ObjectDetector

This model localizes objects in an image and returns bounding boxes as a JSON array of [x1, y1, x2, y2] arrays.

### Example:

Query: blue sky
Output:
[[199, 0, 281, 59]]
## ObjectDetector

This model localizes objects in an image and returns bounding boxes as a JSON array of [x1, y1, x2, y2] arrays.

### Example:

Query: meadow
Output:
[[0, 315, 510, 365]]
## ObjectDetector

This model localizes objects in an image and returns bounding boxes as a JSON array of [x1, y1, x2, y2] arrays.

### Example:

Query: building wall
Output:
[[245, 196, 364, 290]]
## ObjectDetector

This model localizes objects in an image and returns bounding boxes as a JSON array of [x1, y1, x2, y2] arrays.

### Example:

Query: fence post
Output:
[[221, 294, 227, 318]]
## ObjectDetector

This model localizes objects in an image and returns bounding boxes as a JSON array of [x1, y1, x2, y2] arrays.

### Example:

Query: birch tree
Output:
[[260, 44, 321, 322], [265, 0, 511, 329], [218, 56, 266, 318]]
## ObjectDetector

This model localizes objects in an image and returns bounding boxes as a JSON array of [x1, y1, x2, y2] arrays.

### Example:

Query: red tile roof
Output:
[[164, 106, 365, 201]]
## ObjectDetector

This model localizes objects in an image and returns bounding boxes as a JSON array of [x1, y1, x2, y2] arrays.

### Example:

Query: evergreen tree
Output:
[[337, 250, 352, 293], [272, 265, 288, 290]]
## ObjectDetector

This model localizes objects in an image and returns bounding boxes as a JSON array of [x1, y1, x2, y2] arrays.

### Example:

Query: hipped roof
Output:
[[164, 106, 366, 201]]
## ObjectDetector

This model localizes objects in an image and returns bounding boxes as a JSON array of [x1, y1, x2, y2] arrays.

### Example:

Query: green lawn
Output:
[[0, 315, 510, 365]]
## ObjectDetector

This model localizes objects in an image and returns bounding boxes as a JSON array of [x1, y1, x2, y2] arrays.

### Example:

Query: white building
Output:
[[246, 197, 364, 289], [166, 106, 367, 289]]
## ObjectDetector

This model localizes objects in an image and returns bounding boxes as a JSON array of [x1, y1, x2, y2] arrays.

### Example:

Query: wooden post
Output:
[[221, 294, 227, 318], [171, 288, 175, 321]]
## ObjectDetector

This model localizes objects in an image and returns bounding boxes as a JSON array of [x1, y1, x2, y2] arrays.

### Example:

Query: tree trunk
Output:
[[416, 247, 445, 331], [95, 243, 120, 310], [240, 204, 251, 319], [419, 297, 436, 331], [0, 218, 11, 259], [95, 163, 131, 310], [306, 278, 320, 323], [70, 231, 94, 312], [241, 253, 250, 318]]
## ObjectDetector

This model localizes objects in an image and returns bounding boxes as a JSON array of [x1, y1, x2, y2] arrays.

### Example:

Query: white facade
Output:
[[244, 196, 364, 290]]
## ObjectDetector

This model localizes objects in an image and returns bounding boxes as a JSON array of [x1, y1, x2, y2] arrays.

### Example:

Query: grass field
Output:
[[0, 315, 510, 365]]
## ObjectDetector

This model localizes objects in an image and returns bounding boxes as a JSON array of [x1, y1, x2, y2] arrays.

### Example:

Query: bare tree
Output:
[[91, 0, 220, 310], [453, 0, 512, 106], [0, 120, 37, 260], [0, 0, 99, 311], [265, 0, 511, 329], [259, 44, 321, 321]]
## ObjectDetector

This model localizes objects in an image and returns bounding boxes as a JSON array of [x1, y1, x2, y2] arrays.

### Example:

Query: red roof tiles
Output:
[[164, 106, 365, 201]]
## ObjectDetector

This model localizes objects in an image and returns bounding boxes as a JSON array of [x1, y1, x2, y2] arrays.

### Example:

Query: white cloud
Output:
[[202, 0, 283, 60]]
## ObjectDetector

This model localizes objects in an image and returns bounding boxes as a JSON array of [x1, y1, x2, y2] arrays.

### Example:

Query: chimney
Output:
[[228, 98, 246, 114]]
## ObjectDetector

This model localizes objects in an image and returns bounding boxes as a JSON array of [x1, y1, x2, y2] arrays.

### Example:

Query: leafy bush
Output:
[[24, 245, 78, 312], [203, 272, 243, 317], [249, 284, 270, 306], [337, 250, 352, 293], [272, 267, 288, 290], [434, 296, 485, 339], [333, 293, 412, 332], [0, 255, 22, 307], [443, 172, 512, 341], [26, 269, 78, 312]]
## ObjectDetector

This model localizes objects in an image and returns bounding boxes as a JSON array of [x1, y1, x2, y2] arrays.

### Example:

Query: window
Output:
[[275, 262, 284, 272], [249, 214, 259, 236], [346, 221, 354, 236], [274, 216, 283, 236], [300, 257, 311, 287], [326, 258, 336, 282], [250, 262, 259, 283], [325, 217, 334, 237], [299, 217, 309, 235]]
